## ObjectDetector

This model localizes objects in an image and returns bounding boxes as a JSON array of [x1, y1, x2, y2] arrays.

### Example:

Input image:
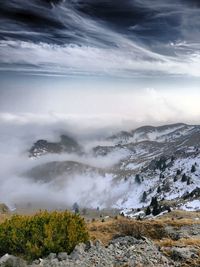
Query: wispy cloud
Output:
[[0, 39, 200, 77], [0, 0, 200, 77]]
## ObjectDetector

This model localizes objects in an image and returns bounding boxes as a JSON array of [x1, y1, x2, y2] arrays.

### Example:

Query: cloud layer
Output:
[[0, 0, 200, 77]]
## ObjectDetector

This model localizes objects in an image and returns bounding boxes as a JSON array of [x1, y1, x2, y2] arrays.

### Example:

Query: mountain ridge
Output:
[[25, 122, 200, 214]]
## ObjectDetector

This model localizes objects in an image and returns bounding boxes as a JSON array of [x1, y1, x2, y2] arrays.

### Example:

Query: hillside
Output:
[[21, 123, 200, 215]]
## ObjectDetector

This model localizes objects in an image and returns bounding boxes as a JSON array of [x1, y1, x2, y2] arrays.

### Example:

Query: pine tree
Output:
[[181, 173, 187, 182], [171, 156, 175, 162], [150, 197, 158, 207], [174, 176, 178, 182], [157, 186, 161, 193], [150, 197, 161, 216], [72, 202, 79, 214], [145, 206, 151, 216], [135, 174, 141, 184], [187, 177, 191, 185], [191, 165, 196, 173], [141, 191, 147, 202], [159, 173, 164, 179]]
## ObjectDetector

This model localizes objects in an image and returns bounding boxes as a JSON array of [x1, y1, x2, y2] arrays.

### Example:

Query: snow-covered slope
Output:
[[25, 123, 200, 212], [108, 123, 200, 144]]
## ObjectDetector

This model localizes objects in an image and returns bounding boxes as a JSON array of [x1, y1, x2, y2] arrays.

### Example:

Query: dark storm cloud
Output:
[[0, 0, 200, 77]]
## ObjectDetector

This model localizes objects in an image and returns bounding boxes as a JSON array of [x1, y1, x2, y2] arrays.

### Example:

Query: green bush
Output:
[[0, 211, 89, 260]]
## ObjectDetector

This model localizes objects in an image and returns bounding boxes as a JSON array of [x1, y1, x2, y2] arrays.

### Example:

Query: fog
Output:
[[0, 115, 132, 210], [1, 83, 200, 210]]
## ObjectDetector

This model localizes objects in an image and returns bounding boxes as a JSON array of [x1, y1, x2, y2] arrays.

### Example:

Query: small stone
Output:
[[57, 252, 68, 261], [94, 240, 103, 248], [85, 240, 93, 251], [46, 253, 57, 260]]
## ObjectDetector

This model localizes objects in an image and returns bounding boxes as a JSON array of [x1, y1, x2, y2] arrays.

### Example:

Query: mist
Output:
[[0, 115, 133, 210]]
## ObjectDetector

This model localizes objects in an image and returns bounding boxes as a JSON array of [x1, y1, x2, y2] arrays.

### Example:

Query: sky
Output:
[[0, 0, 200, 127]]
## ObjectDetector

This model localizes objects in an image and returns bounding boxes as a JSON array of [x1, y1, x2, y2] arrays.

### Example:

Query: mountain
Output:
[[108, 123, 200, 144], [29, 134, 82, 157], [26, 160, 104, 183], [26, 123, 200, 214]]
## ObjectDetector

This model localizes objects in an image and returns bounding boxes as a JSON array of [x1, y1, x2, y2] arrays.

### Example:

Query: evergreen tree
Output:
[[157, 186, 161, 193], [72, 202, 79, 214], [150, 197, 158, 207], [159, 173, 164, 179], [173, 176, 178, 182], [145, 206, 151, 216], [181, 173, 187, 182], [171, 156, 175, 162], [135, 174, 141, 184], [191, 165, 196, 173], [176, 169, 181, 175], [150, 196, 161, 216], [187, 177, 191, 185], [152, 205, 161, 216], [141, 191, 147, 202]]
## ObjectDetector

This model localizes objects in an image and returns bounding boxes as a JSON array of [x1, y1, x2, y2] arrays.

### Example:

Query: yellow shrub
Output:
[[0, 211, 89, 260]]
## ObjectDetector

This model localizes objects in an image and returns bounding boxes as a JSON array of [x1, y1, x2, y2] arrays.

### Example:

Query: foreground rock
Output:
[[1, 235, 199, 267], [0, 254, 27, 267], [0, 237, 173, 267]]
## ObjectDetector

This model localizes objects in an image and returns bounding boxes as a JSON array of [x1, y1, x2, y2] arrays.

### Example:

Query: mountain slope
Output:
[[29, 134, 82, 157], [25, 123, 200, 212]]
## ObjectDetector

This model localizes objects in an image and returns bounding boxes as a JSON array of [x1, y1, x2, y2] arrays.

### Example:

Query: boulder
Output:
[[0, 254, 27, 267], [171, 247, 198, 261], [57, 252, 68, 261]]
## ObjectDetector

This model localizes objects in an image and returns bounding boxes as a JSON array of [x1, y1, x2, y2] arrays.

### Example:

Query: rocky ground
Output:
[[0, 236, 198, 267], [0, 210, 200, 267]]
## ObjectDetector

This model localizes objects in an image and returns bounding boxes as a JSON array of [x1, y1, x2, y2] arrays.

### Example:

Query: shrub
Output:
[[0, 211, 89, 260]]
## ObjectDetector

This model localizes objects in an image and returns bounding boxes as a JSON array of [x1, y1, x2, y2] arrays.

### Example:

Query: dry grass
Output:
[[87, 217, 166, 245], [157, 209, 200, 220], [1, 210, 200, 266], [157, 238, 200, 267], [87, 219, 119, 245], [87, 214, 200, 244], [155, 237, 200, 248], [88, 215, 200, 267]]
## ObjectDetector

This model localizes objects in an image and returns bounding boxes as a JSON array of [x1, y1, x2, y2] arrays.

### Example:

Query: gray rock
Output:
[[165, 226, 180, 240], [171, 247, 198, 261], [94, 240, 102, 248], [46, 253, 57, 260], [70, 243, 86, 261], [0, 254, 27, 267], [85, 240, 93, 251], [2, 236, 174, 267], [110, 236, 143, 246], [57, 252, 68, 261]]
